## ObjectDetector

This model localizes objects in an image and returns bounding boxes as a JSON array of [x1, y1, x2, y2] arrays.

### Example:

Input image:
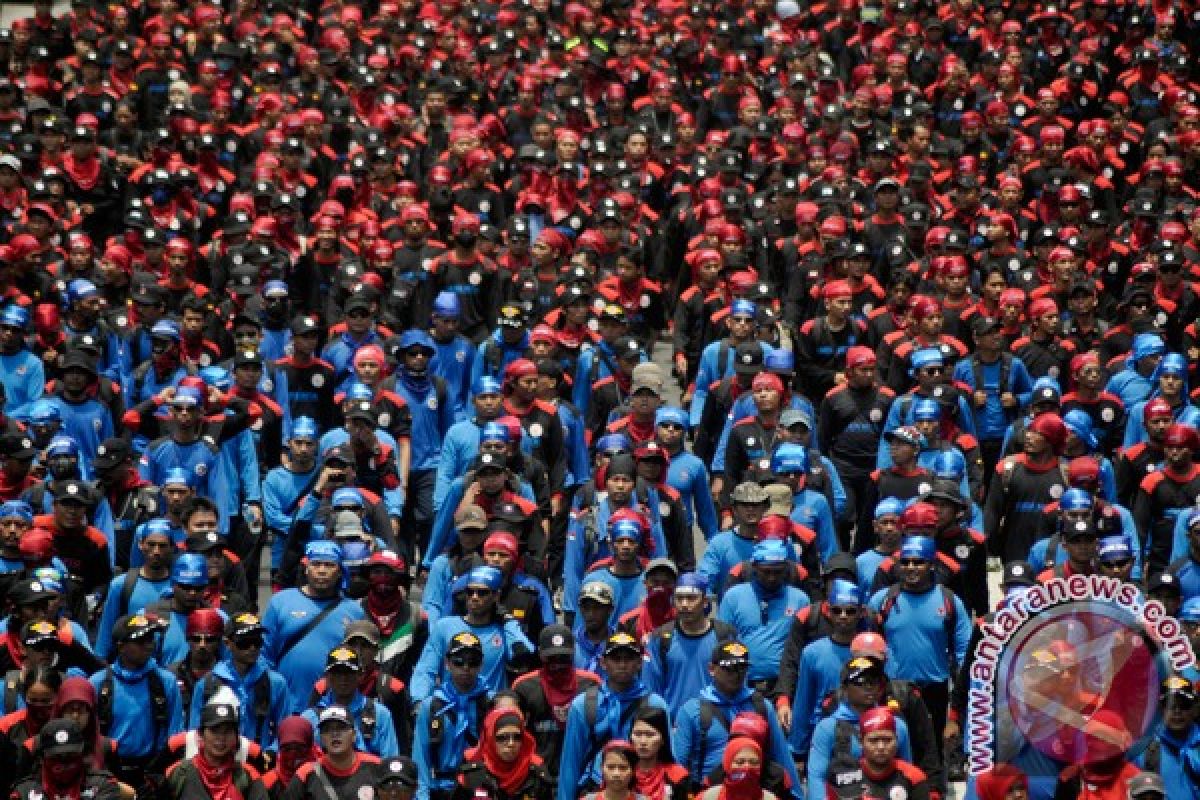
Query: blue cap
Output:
[[66, 279, 98, 305], [752, 539, 790, 564], [596, 433, 632, 454], [466, 565, 503, 591], [198, 366, 231, 390], [29, 400, 62, 424], [1097, 536, 1133, 563], [331, 488, 365, 508], [899, 535, 936, 561], [398, 329, 436, 352], [610, 519, 643, 542], [0, 305, 30, 329], [910, 348, 944, 373], [1132, 333, 1166, 362], [263, 280, 289, 298], [1180, 597, 1200, 623], [770, 443, 809, 475], [46, 435, 79, 458], [655, 407, 689, 429], [827, 578, 862, 607], [341, 540, 371, 564], [162, 468, 191, 488], [1159, 352, 1187, 376], [475, 376, 503, 396], [291, 417, 319, 441], [172, 553, 209, 586], [433, 291, 461, 318], [143, 518, 174, 539], [912, 398, 941, 421], [765, 348, 795, 374], [1063, 409, 1097, 450], [929, 450, 966, 480], [171, 386, 204, 407], [481, 422, 509, 443], [305, 540, 343, 565], [730, 299, 757, 319], [875, 497, 906, 519], [150, 320, 181, 341], [0, 500, 33, 523], [1059, 488, 1093, 512], [675, 572, 709, 594]]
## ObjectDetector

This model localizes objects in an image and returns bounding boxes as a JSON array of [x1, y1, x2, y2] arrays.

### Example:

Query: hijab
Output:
[[718, 737, 763, 800], [464, 708, 539, 794]]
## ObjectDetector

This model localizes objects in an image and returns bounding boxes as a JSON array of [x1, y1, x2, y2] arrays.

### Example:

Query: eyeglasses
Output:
[[464, 588, 493, 598], [1066, 535, 1098, 543], [658, 423, 684, 431], [232, 637, 264, 649], [346, 309, 370, 318], [189, 634, 219, 644], [449, 655, 483, 668], [494, 733, 522, 744], [920, 367, 944, 375]]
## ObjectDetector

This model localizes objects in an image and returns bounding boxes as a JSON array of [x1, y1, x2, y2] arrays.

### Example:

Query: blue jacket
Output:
[[717, 581, 811, 682], [212, 427, 261, 534], [469, 331, 528, 393], [558, 402, 591, 490], [788, 637, 851, 754], [868, 584, 972, 682], [139, 438, 220, 503], [391, 373, 454, 471], [666, 449, 719, 540], [672, 685, 800, 796], [807, 701, 912, 800], [0, 350, 44, 418], [302, 689, 399, 757], [697, 530, 757, 596], [409, 614, 534, 703], [642, 622, 726, 717], [191, 658, 294, 750], [1106, 367, 1155, 409], [557, 683, 668, 800], [262, 590, 365, 694], [262, 464, 318, 570], [49, 395, 113, 462], [1136, 725, 1200, 799], [413, 681, 491, 800], [431, 334, 476, 421], [434, 419, 484, 512], [424, 477, 538, 570], [89, 659, 184, 759], [951, 355, 1034, 441]]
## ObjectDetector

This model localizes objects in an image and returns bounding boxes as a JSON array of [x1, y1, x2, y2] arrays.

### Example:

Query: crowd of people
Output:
[[0, 0, 1199, 799]]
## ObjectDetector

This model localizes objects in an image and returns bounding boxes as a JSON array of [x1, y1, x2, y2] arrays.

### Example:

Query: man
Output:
[[434, 379, 506, 511], [190, 612, 293, 752], [825, 708, 931, 800], [262, 541, 366, 698], [10, 719, 121, 800], [579, 517, 658, 621], [868, 536, 971, 761], [699, 482, 771, 595], [795, 280, 868, 400], [557, 633, 669, 800], [35, 478, 112, 609], [428, 292, 476, 421], [673, 640, 800, 789], [1134, 424, 1200, 575], [689, 300, 767, 430], [862, 427, 934, 543], [984, 412, 1070, 562], [409, 565, 535, 702], [655, 406, 719, 541], [1038, 517, 1100, 582], [481, 530, 554, 641], [93, 437, 162, 572], [0, 305, 45, 418], [1139, 677, 1200, 798], [511, 625, 603, 786], [717, 540, 812, 695], [164, 701, 270, 800], [263, 417, 321, 580], [89, 613, 185, 794], [572, 581, 617, 676], [182, 498, 251, 612], [953, 316, 1034, 473], [285, 706, 383, 800], [302, 647, 400, 758], [95, 518, 174, 659], [1106, 333, 1165, 408]]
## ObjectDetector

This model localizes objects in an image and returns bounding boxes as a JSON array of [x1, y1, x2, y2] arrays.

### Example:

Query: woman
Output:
[[15, 675, 122, 786], [629, 707, 690, 800], [580, 741, 644, 800], [698, 738, 776, 800], [260, 716, 317, 800], [452, 708, 551, 800], [0, 666, 62, 789], [162, 702, 269, 800], [975, 764, 1029, 800]]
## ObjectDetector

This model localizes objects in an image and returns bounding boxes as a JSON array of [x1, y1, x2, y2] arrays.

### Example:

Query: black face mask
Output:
[[454, 232, 478, 247]]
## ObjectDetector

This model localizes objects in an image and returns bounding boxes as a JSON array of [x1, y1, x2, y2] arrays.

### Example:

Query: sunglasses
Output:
[[920, 366, 945, 375], [829, 606, 860, 617], [1067, 535, 1098, 543], [449, 655, 483, 668], [658, 422, 684, 431], [898, 558, 928, 567], [1100, 558, 1133, 569], [464, 588, 493, 598], [232, 637, 264, 649], [494, 733, 522, 744], [189, 634, 220, 644], [346, 309, 371, 318]]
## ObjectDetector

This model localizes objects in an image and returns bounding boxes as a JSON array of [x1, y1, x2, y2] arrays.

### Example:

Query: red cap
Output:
[[751, 372, 784, 393], [1028, 413, 1068, 454], [1165, 424, 1200, 449], [850, 632, 888, 660], [1067, 456, 1101, 489], [187, 608, 224, 637], [483, 532, 520, 560], [503, 358, 538, 384], [757, 515, 792, 541], [900, 502, 938, 531], [846, 346, 876, 369], [860, 708, 896, 735], [823, 280, 853, 300], [909, 295, 941, 320], [1028, 298, 1059, 318]]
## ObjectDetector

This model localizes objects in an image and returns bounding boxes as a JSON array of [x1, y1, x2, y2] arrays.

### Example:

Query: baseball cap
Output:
[[732, 482, 770, 504], [40, 719, 86, 756], [538, 624, 574, 659], [376, 757, 419, 789], [454, 504, 489, 532], [10, 578, 56, 606], [113, 613, 164, 642], [752, 539, 790, 564], [447, 631, 484, 657], [186, 530, 224, 553], [1127, 772, 1166, 798], [630, 363, 665, 395], [580, 581, 616, 606], [733, 343, 764, 375], [344, 620, 381, 646], [326, 646, 362, 672], [645, 557, 679, 579], [845, 656, 885, 682], [1002, 561, 1036, 588], [711, 641, 751, 669], [226, 612, 267, 639], [93, 438, 131, 470], [317, 706, 353, 729], [200, 703, 240, 729], [604, 631, 643, 657]]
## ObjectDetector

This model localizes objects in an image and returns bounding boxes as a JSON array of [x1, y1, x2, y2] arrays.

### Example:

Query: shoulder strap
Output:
[[940, 586, 958, 670], [428, 696, 447, 748], [360, 697, 377, 743], [717, 339, 730, 378], [1045, 537, 1061, 571], [712, 620, 738, 643], [834, 718, 855, 756], [97, 667, 115, 732], [657, 626, 673, 667], [119, 571, 140, 618], [147, 668, 169, 735], [878, 584, 904, 622], [584, 685, 600, 727], [2, 670, 19, 714], [254, 672, 273, 739], [277, 600, 341, 662], [310, 764, 342, 800], [484, 339, 503, 374]]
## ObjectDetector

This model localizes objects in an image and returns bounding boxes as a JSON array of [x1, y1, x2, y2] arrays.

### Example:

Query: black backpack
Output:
[[202, 671, 274, 742]]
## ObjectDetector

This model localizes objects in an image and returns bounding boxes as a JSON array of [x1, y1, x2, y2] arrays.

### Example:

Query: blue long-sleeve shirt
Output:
[[666, 449, 719, 540], [434, 419, 483, 512], [951, 355, 1034, 441], [672, 686, 800, 795], [788, 637, 851, 755], [191, 658, 294, 750], [409, 614, 533, 703], [413, 685, 490, 800], [262, 464, 318, 570], [557, 685, 668, 800], [579, 567, 646, 621], [317, 428, 406, 517], [642, 623, 724, 717], [391, 376, 454, 471], [790, 488, 839, 562], [89, 660, 184, 759], [868, 584, 972, 682], [301, 689, 399, 757], [717, 581, 811, 682], [881, 391, 977, 439], [94, 572, 171, 660], [558, 402, 590, 489], [212, 427, 261, 534], [1136, 725, 1200, 799], [321, 329, 386, 387], [807, 703, 911, 800], [262, 590, 364, 695], [1106, 367, 1155, 409], [0, 350, 44, 418], [711, 390, 817, 473], [49, 395, 113, 462], [697, 530, 757, 596], [431, 334, 476, 421]]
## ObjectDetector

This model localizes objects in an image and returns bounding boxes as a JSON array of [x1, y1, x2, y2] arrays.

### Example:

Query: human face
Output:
[[24, 681, 56, 720], [898, 556, 932, 589], [305, 559, 341, 592], [604, 650, 643, 685], [446, 650, 483, 689], [656, 420, 684, 449], [463, 586, 496, 616], [0, 515, 29, 551], [753, 562, 787, 592], [862, 729, 898, 767], [606, 474, 635, 506], [612, 536, 641, 563], [483, 547, 515, 573], [1165, 694, 1197, 732], [140, 534, 174, 569], [477, 468, 507, 495], [673, 590, 705, 621], [730, 746, 761, 770], [752, 385, 781, 413], [630, 719, 664, 761], [60, 699, 91, 731], [710, 661, 748, 695], [186, 510, 219, 538], [493, 723, 524, 763], [1064, 533, 1098, 564], [327, 668, 359, 699], [54, 497, 88, 529], [601, 751, 633, 791], [579, 599, 612, 632], [202, 722, 239, 760], [119, 636, 157, 668], [829, 604, 862, 635], [320, 722, 355, 756]]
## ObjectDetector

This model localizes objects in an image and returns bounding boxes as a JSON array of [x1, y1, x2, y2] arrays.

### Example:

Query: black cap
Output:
[[0, 433, 37, 460], [52, 479, 92, 505], [823, 552, 858, 578], [10, 578, 57, 606], [200, 703, 240, 729], [474, 452, 507, 473], [711, 640, 751, 668], [538, 624, 575, 659], [447, 631, 484, 656], [1002, 560, 1036, 588], [113, 613, 165, 642], [1062, 518, 1098, 541], [291, 315, 321, 336], [1148, 572, 1182, 596], [377, 757, 419, 789], [325, 646, 362, 672], [345, 400, 377, 424], [40, 719, 86, 757], [226, 612, 267, 638], [186, 530, 224, 553], [733, 342, 764, 375], [92, 438, 131, 471]]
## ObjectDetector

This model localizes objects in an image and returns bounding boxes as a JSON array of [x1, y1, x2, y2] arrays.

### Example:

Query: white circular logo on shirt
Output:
[[956, 545, 970, 559], [55, 730, 70, 744], [869, 409, 883, 422], [469, 272, 482, 286], [378, 412, 392, 429], [659, 501, 671, 516], [529, 423, 544, 438], [312, 374, 325, 388], [427, 396, 438, 410], [1101, 408, 1114, 422], [1049, 484, 1064, 499], [917, 482, 932, 495]]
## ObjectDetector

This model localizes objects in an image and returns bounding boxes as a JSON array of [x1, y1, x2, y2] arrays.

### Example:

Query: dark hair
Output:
[[181, 496, 218, 524], [489, 690, 520, 711], [601, 740, 639, 772], [631, 706, 676, 765], [23, 666, 63, 696], [181, 293, 210, 315]]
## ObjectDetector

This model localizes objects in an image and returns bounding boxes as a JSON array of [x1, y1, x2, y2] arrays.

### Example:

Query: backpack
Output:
[[691, 693, 770, 777], [428, 692, 489, 750], [97, 665, 169, 740], [826, 718, 867, 800], [969, 354, 1012, 406], [878, 584, 960, 670], [202, 671, 274, 742], [166, 759, 255, 799], [579, 686, 652, 780]]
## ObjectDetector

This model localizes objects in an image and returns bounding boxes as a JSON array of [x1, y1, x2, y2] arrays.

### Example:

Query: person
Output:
[[261, 717, 318, 800], [697, 737, 777, 800], [9, 719, 121, 800], [628, 706, 690, 800], [168, 608, 224, 713], [1137, 676, 1200, 798], [672, 641, 799, 792], [0, 666, 62, 787], [89, 613, 185, 796], [412, 632, 492, 800], [511, 625, 602, 785], [973, 765, 1030, 800], [824, 707, 930, 800], [163, 701, 270, 800], [452, 707, 553, 800], [557, 633, 669, 800], [94, 517, 175, 660], [578, 741, 644, 800], [1050, 710, 1143, 800], [261, 541, 366, 696], [301, 646, 400, 758], [375, 757, 420, 800], [283, 706, 382, 800]]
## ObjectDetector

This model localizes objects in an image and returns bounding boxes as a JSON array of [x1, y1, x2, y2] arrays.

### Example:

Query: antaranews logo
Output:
[[967, 574, 1195, 776]]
